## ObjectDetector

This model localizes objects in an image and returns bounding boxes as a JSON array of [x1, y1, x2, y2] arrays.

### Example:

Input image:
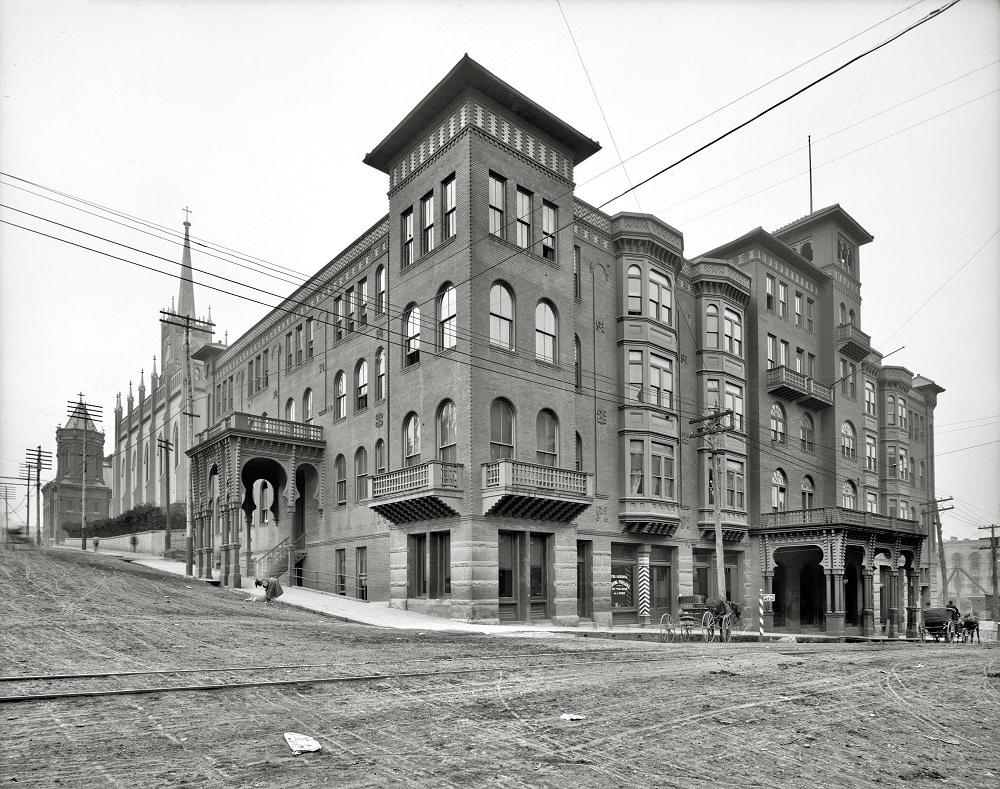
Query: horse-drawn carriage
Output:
[[919, 607, 980, 644], [659, 595, 744, 643]]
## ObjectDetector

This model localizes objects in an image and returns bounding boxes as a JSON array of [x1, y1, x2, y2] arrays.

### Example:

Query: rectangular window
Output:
[[356, 547, 368, 601], [421, 192, 435, 254], [410, 533, 428, 597], [723, 308, 742, 356], [629, 439, 644, 495], [651, 442, 675, 499], [285, 332, 292, 370], [498, 532, 515, 598], [573, 246, 581, 297], [866, 435, 877, 471], [779, 340, 789, 368], [346, 288, 355, 334], [865, 381, 876, 415], [430, 531, 451, 597], [806, 298, 815, 332], [402, 208, 414, 267], [898, 448, 909, 481], [628, 350, 643, 402], [307, 318, 314, 358], [263, 351, 269, 388], [767, 334, 776, 369], [707, 379, 721, 412], [725, 459, 745, 509], [489, 173, 505, 238], [848, 363, 857, 398], [516, 187, 531, 248], [295, 325, 303, 364], [335, 549, 346, 595], [247, 361, 254, 395], [442, 175, 456, 241], [795, 348, 804, 373], [649, 353, 673, 409], [542, 201, 556, 261], [766, 275, 775, 311], [888, 445, 897, 478], [866, 492, 879, 514], [724, 383, 744, 431], [358, 279, 368, 327], [794, 292, 803, 327], [808, 353, 816, 378], [334, 297, 344, 342], [778, 282, 788, 317]]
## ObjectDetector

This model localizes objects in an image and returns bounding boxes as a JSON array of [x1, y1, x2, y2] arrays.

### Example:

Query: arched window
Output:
[[438, 401, 457, 462], [490, 399, 514, 460], [723, 309, 742, 356], [335, 454, 346, 504], [801, 475, 815, 509], [131, 449, 136, 473], [303, 388, 313, 422], [157, 432, 163, 477], [375, 438, 386, 475], [574, 335, 582, 389], [375, 348, 386, 402], [575, 432, 583, 471], [839, 303, 847, 325], [438, 284, 457, 350], [848, 308, 856, 325], [355, 447, 368, 502], [705, 304, 719, 348], [334, 372, 346, 420], [648, 270, 672, 323], [770, 402, 786, 443], [627, 264, 642, 315], [842, 480, 857, 510], [841, 421, 856, 458], [172, 423, 179, 467], [404, 306, 421, 367], [771, 469, 787, 511], [375, 265, 386, 314], [285, 397, 295, 422], [536, 409, 558, 466], [535, 301, 556, 363], [403, 413, 421, 467], [355, 360, 368, 411], [489, 283, 513, 348], [800, 413, 815, 452]]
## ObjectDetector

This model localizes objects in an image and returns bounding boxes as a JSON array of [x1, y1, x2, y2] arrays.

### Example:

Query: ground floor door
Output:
[[577, 540, 593, 620], [499, 531, 550, 622]]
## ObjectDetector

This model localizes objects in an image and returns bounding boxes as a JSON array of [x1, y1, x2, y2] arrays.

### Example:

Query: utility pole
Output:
[[921, 497, 953, 602], [690, 409, 736, 603], [20, 463, 31, 545], [0, 485, 14, 537], [69, 397, 102, 551], [157, 437, 173, 552], [26, 447, 52, 545], [980, 524, 999, 621]]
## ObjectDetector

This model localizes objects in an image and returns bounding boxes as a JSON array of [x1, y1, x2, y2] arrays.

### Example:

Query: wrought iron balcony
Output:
[[481, 459, 593, 522], [766, 366, 834, 410], [757, 507, 924, 537], [368, 461, 464, 524], [837, 323, 872, 362]]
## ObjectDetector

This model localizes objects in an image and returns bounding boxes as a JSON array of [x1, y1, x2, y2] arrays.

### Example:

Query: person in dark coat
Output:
[[255, 577, 284, 604], [945, 600, 960, 620]]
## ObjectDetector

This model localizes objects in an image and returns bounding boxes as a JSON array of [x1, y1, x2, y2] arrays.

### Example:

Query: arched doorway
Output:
[[772, 546, 826, 632], [291, 463, 321, 586]]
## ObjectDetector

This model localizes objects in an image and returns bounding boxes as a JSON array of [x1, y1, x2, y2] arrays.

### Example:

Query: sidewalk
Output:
[[56, 545, 998, 644]]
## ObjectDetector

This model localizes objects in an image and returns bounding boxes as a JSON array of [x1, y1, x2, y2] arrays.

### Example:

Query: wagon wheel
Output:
[[703, 611, 716, 643], [720, 614, 733, 643], [659, 613, 675, 643], [681, 618, 694, 642]]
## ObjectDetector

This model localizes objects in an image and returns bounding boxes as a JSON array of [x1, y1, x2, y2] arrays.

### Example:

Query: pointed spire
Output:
[[139, 369, 145, 390], [178, 208, 196, 318], [152, 355, 158, 377]]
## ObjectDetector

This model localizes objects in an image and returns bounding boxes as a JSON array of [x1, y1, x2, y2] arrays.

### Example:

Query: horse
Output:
[[959, 614, 981, 644]]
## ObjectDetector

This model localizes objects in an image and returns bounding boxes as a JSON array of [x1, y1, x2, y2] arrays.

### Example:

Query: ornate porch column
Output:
[[886, 567, 899, 639], [826, 571, 846, 636], [220, 506, 231, 588], [861, 567, 875, 636], [905, 568, 920, 639]]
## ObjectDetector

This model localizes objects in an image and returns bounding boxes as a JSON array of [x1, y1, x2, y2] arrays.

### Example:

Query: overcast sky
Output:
[[1, 0, 997, 541]]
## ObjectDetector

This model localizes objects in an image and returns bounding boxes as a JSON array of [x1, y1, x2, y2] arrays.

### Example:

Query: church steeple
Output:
[[178, 208, 196, 318]]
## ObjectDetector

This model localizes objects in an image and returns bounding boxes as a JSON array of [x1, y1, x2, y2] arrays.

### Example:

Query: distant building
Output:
[[122, 56, 944, 637], [935, 536, 996, 617], [42, 399, 112, 544]]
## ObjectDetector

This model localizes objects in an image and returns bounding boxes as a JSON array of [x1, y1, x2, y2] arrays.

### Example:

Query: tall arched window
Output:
[[536, 409, 558, 466], [575, 432, 583, 471], [771, 469, 787, 511], [574, 335, 582, 389], [842, 480, 858, 510], [801, 475, 815, 509], [438, 284, 457, 350], [302, 388, 314, 422], [841, 422, 857, 458], [800, 413, 815, 452], [705, 304, 719, 348], [535, 301, 556, 363], [490, 399, 514, 460], [285, 397, 295, 421], [627, 265, 642, 315], [156, 432, 163, 478], [648, 270, 672, 323], [355, 360, 368, 411], [489, 283, 513, 348], [355, 447, 368, 502], [839, 303, 847, 325], [438, 401, 457, 462], [375, 265, 386, 314], [403, 413, 421, 467], [335, 454, 347, 504], [404, 306, 421, 366], [375, 348, 386, 401], [172, 423, 179, 467], [723, 308, 742, 356], [375, 438, 386, 475], [848, 308, 855, 325], [334, 372, 346, 420], [770, 402, 786, 443]]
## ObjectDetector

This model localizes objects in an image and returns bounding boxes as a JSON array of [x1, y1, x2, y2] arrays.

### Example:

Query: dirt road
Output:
[[2, 548, 997, 788]]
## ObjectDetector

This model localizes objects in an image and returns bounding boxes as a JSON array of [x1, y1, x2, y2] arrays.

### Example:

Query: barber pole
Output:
[[759, 589, 764, 642]]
